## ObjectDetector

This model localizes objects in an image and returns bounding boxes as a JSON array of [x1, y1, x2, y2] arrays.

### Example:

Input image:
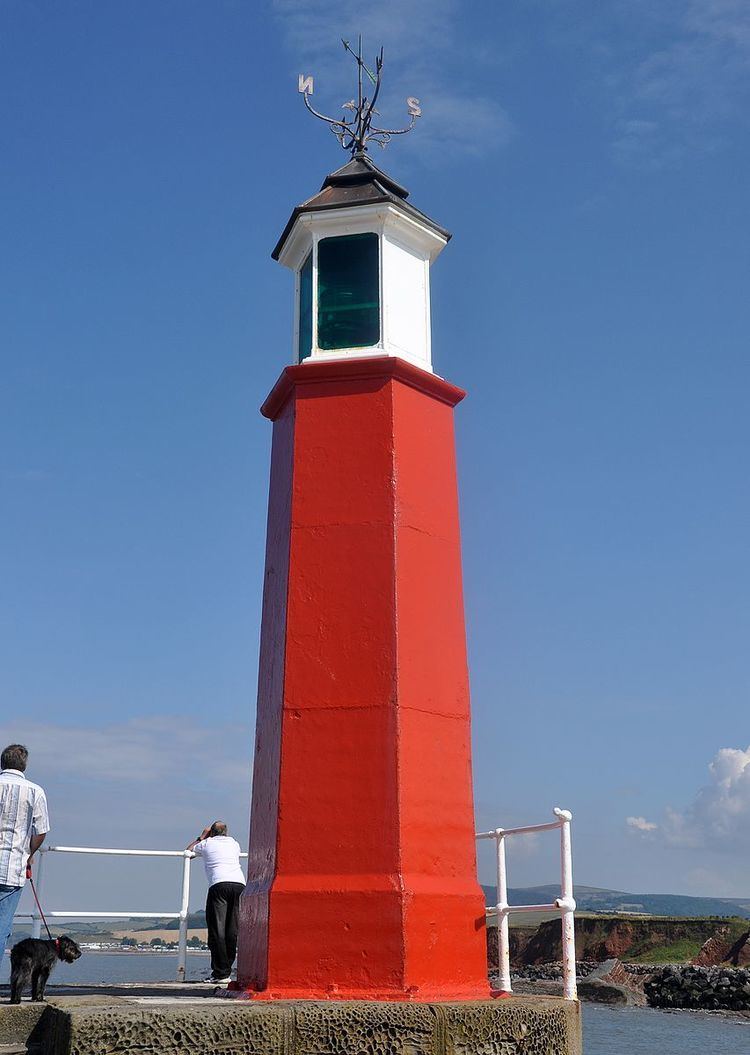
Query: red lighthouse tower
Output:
[[236, 146, 489, 1000]]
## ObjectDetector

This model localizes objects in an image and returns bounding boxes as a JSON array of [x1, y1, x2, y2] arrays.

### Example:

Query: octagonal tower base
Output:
[[237, 358, 490, 1001]]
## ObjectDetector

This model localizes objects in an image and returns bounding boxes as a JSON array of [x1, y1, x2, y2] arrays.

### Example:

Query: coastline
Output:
[[3, 948, 208, 956], [516, 978, 750, 1021]]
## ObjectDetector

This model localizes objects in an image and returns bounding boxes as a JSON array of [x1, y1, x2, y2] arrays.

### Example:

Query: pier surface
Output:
[[1, 984, 581, 1055]]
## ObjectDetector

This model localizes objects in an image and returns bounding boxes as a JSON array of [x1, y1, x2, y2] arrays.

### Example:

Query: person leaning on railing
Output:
[[0, 744, 50, 963], [186, 821, 245, 985]]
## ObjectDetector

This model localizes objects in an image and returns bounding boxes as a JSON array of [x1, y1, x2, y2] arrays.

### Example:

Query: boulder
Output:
[[577, 959, 646, 1007]]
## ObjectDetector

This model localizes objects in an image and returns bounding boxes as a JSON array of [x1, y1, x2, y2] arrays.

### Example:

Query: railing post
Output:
[[176, 852, 192, 982], [495, 829, 512, 994], [30, 850, 46, 939], [555, 808, 577, 1000]]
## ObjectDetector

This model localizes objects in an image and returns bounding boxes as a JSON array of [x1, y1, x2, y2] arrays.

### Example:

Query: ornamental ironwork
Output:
[[298, 36, 421, 155]]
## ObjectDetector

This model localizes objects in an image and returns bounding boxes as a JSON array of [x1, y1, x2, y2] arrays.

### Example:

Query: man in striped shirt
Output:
[[0, 744, 50, 964]]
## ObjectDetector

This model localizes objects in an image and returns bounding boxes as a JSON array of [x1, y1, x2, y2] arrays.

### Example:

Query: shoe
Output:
[[209, 975, 231, 985]]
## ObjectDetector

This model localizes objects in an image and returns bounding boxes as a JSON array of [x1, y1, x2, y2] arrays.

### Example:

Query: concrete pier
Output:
[[0, 986, 581, 1055]]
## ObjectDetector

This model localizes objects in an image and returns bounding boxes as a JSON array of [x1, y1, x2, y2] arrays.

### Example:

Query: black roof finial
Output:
[[298, 35, 421, 156]]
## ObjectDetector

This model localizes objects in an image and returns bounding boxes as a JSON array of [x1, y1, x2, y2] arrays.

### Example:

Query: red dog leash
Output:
[[26, 862, 54, 942]]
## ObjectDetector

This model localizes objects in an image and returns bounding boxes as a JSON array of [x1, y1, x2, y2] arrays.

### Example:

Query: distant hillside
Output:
[[134, 911, 207, 931], [496, 915, 750, 966], [481, 884, 750, 920]]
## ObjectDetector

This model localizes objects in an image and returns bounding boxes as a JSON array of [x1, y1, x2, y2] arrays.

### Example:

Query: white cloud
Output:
[[0, 718, 255, 909], [0, 717, 251, 787], [662, 744, 750, 848], [274, 0, 457, 60], [413, 91, 513, 159], [0, 719, 253, 853], [620, 744, 750, 871], [535, 0, 750, 166], [686, 0, 750, 50], [626, 815, 658, 833], [609, 0, 750, 165], [272, 0, 513, 162]]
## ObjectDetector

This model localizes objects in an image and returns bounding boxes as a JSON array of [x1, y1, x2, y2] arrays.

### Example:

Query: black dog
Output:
[[9, 936, 82, 1003]]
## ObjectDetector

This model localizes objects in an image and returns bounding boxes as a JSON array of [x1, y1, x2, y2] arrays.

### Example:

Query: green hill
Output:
[[480, 884, 750, 919], [133, 910, 207, 930]]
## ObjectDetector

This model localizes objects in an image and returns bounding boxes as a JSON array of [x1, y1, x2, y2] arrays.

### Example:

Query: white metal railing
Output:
[[14, 844, 247, 982], [476, 807, 577, 1000], [15, 827, 575, 993]]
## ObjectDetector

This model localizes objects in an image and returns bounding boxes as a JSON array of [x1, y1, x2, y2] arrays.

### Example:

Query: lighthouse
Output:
[[236, 44, 489, 1002]]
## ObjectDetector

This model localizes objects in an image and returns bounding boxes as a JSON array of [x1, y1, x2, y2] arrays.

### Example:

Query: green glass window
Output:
[[317, 233, 379, 350], [298, 251, 312, 362]]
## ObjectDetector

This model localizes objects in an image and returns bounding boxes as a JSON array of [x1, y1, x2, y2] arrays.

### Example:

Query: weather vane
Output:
[[298, 36, 421, 156]]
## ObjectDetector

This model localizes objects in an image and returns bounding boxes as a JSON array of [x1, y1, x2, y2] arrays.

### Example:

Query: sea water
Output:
[[3, 954, 750, 1052], [0, 950, 211, 985], [582, 1003, 749, 1054]]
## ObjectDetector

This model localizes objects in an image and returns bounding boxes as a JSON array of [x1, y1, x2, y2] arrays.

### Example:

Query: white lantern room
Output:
[[272, 155, 450, 374]]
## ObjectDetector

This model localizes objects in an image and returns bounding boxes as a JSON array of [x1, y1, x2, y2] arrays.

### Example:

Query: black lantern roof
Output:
[[272, 153, 451, 262]]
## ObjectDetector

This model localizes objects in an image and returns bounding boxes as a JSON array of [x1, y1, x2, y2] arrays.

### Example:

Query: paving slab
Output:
[[3, 989, 582, 1055]]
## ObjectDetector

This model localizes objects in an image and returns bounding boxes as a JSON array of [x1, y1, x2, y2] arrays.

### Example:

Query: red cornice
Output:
[[261, 356, 466, 421]]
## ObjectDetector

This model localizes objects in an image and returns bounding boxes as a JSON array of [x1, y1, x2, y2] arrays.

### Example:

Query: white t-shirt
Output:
[[192, 835, 245, 888]]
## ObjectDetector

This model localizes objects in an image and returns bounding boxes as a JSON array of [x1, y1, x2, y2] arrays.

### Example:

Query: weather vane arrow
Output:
[[297, 35, 421, 155]]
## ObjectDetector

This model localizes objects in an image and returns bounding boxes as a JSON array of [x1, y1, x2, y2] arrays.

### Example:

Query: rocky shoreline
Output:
[[503, 960, 750, 1014], [645, 964, 750, 1011]]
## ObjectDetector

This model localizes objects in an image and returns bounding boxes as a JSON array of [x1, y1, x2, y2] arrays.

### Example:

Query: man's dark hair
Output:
[[210, 821, 228, 837], [1, 744, 29, 772]]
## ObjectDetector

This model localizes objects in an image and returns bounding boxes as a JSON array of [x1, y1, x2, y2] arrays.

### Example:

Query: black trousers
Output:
[[205, 881, 244, 978]]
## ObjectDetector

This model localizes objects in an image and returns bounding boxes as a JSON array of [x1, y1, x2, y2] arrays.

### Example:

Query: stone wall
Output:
[[508, 961, 657, 981], [0, 998, 582, 1055], [645, 965, 750, 1011], [510, 964, 599, 982]]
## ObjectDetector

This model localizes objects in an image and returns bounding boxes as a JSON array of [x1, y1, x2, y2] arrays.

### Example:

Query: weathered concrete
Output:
[[0, 1004, 46, 1045], [1, 997, 581, 1055]]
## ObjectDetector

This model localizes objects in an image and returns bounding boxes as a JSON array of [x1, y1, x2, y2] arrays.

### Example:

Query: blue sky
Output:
[[1, 0, 749, 915]]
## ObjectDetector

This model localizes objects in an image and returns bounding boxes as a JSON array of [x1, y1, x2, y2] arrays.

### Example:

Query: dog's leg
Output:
[[11, 965, 32, 1004], [37, 966, 52, 1002], [31, 966, 43, 1001]]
